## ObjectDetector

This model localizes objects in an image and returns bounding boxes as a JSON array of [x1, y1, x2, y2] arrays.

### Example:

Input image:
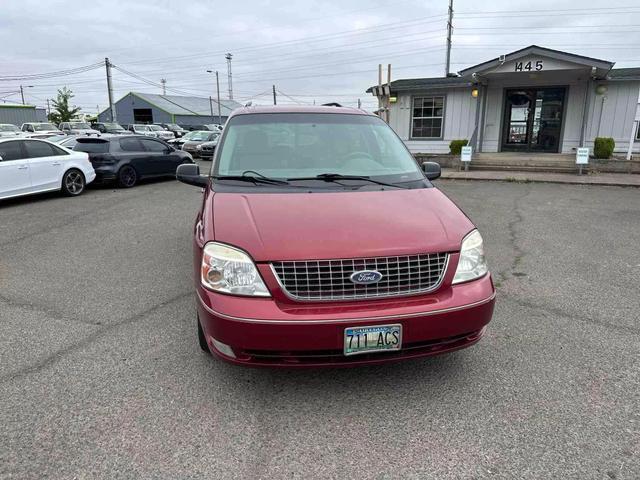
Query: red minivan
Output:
[[177, 105, 495, 367]]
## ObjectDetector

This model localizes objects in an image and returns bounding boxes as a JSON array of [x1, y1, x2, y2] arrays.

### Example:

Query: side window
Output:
[[50, 144, 69, 156], [119, 137, 144, 152], [139, 138, 166, 152], [24, 140, 57, 158], [0, 141, 24, 161]]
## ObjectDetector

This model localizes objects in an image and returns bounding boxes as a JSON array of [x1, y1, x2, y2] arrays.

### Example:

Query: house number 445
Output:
[[515, 60, 543, 72]]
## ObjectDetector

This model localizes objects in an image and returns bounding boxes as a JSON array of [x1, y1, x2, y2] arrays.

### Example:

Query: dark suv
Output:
[[74, 135, 193, 187]]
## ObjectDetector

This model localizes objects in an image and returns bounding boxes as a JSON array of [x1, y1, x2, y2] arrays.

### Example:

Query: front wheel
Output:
[[61, 169, 86, 196], [117, 165, 137, 188], [197, 316, 210, 354]]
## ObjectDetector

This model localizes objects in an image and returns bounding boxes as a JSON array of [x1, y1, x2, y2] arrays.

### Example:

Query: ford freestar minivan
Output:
[[177, 105, 495, 367]]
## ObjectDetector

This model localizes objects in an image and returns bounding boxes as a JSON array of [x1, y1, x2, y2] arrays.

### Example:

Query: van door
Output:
[[0, 140, 31, 199]]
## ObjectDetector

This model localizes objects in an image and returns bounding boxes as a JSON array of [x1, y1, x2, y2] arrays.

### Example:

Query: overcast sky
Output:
[[2, 0, 639, 114]]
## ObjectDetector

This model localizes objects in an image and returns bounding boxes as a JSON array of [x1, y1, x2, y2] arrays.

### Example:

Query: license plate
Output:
[[344, 324, 402, 356]]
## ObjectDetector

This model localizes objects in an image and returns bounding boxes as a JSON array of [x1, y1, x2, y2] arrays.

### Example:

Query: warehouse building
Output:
[[0, 103, 47, 126], [97, 92, 242, 127], [368, 45, 640, 157]]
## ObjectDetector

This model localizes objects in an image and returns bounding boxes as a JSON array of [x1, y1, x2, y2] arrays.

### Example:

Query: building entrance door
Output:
[[502, 87, 565, 152]]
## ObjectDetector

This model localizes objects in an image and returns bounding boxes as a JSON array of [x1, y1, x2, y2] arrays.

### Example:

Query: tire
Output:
[[197, 316, 210, 353], [117, 165, 137, 188], [61, 169, 86, 196]]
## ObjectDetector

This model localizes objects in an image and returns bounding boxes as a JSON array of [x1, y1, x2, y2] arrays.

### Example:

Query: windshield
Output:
[[167, 124, 181, 129], [34, 123, 58, 131], [70, 122, 91, 129], [185, 131, 211, 141], [47, 135, 68, 143], [215, 113, 423, 183], [0, 125, 19, 132], [148, 125, 163, 131], [135, 125, 150, 131], [103, 122, 124, 130]]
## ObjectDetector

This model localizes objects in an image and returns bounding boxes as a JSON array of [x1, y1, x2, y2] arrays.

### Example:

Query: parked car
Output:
[[195, 136, 219, 160], [50, 134, 112, 150], [127, 124, 156, 137], [0, 138, 95, 200], [59, 121, 100, 135], [21, 122, 63, 138], [205, 124, 224, 131], [147, 124, 175, 141], [0, 124, 23, 138], [176, 105, 495, 367], [74, 135, 193, 188], [181, 130, 220, 157], [180, 124, 208, 132], [91, 122, 127, 134], [155, 123, 187, 138]]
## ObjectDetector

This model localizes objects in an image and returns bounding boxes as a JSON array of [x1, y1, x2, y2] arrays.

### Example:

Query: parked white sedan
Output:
[[0, 138, 96, 200]]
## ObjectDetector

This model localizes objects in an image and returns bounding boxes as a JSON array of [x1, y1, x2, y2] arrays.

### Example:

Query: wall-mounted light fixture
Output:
[[595, 84, 608, 95], [471, 87, 479, 98], [389, 96, 397, 103]]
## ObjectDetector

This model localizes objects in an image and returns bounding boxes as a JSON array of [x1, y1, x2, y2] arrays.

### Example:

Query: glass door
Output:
[[502, 87, 565, 152]]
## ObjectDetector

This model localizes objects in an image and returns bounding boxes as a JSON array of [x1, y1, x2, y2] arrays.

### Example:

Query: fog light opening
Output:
[[211, 338, 237, 358]]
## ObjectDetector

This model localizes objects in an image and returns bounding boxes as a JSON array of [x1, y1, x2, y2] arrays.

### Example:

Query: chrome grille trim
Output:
[[271, 253, 449, 301]]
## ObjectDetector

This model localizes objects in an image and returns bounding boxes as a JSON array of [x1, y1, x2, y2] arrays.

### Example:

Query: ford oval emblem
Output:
[[350, 270, 383, 285]]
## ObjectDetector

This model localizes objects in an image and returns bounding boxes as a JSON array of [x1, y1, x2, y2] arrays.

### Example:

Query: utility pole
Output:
[[225, 53, 233, 100], [160, 78, 167, 95], [215, 71, 222, 124], [46, 99, 51, 116], [386, 64, 392, 123], [357, 98, 361, 109], [378, 64, 383, 116], [445, 0, 454, 76], [105, 57, 117, 122], [20, 85, 25, 105], [272, 85, 277, 105]]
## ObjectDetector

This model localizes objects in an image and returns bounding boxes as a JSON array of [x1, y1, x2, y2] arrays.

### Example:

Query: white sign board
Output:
[[576, 148, 589, 165], [461, 146, 472, 162]]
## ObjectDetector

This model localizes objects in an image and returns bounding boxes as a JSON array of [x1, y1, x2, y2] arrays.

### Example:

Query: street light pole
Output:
[[20, 85, 25, 105]]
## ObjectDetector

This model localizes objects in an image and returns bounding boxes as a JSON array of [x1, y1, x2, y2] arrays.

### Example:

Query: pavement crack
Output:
[[0, 290, 194, 383], [496, 185, 531, 286], [0, 292, 98, 327], [505, 295, 640, 336]]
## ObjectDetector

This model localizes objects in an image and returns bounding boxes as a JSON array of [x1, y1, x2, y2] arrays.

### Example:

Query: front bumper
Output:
[[196, 270, 495, 367]]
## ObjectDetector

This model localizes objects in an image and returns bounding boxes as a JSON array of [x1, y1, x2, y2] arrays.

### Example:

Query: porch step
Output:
[[468, 153, 578, 173], [467, 163, 581, 174]]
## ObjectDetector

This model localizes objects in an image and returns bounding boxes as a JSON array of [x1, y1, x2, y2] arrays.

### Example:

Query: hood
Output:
[[212, 188, 474, 261]]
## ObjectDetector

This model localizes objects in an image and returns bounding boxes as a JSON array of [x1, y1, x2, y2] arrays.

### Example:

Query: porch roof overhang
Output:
[[365, 76, 472, 94], [458, 45, 614, 79]]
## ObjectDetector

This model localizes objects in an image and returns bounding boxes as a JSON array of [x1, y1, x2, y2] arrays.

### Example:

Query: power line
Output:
[[0, 62, 104, 82]]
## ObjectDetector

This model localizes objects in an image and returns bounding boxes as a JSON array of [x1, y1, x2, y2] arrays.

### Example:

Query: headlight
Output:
[[452, 230, 488, 284], [196, 144, 202, 150], [201, 243, 270, 297]]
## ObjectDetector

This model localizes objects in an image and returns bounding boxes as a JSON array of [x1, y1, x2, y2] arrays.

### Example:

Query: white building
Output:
[[369, 46, 640, 156]]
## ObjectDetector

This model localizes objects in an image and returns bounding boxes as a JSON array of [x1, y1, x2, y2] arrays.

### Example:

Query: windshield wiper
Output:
[[212, 171, 289, 185], [287, 173, 408, 189]]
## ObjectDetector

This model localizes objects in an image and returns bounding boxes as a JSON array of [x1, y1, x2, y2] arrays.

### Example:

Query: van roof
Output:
[[229, 104, 373, 119]]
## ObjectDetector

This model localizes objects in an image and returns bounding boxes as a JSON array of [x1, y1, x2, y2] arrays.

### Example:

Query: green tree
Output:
[[48, 87, 80, 124]]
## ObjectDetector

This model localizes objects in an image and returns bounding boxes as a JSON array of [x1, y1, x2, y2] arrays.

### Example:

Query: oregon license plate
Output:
[[344, 324, 402, 356]]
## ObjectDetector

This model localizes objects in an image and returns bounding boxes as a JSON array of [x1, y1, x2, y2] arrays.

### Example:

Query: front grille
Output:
[[271, 253, 448, 301]]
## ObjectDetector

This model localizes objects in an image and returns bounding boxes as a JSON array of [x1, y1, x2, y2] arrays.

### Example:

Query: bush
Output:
[[593, 137, 615, 159], [449, 139, 469, 155]]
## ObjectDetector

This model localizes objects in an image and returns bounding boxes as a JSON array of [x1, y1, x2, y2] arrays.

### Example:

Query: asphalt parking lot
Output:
[[1, 172, 639, 479]]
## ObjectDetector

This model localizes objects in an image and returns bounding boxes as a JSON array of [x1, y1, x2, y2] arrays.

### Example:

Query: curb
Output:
[[439, 172, 640, 188]]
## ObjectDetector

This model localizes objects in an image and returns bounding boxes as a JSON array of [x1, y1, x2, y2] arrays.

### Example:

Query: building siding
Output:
[[389, 88, 477, 154], [585, 80, 640, 152], [388, 71, 640, 155], [0, 105, 40, 126]]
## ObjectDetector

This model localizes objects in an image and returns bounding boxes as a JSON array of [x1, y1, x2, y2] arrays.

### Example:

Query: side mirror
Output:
[[176, 163, 209, 187], [421, 161, 441, 180]]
